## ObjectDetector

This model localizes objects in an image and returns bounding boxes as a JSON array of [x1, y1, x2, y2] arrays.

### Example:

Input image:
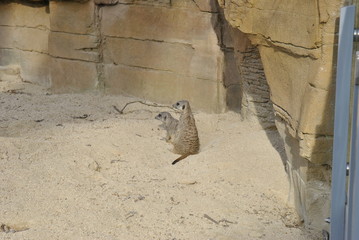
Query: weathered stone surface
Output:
[[100, 4, 218, 46], [49, 1, 95, 34], [100, 3, 228, 113], [103, 64, 226, 112], [0, 2, 50, 29], [0, 64, 21, 82], [299, 133, 333, 165], [0, 49, 50, 87], [50, 59, 98, 92], [224, 0, 321, 51], [240, 47, 273, 127], [219, 0, 342, 230], [306, 180, 331, 229], [226, 84, 241, 110], [49, 31, 99, 62], [259, 46, 319, 128], [103, 37, 220, 81], [223, 51, 241, 111], [192, 0, 218, 12], [0, 2, 50, 87], [276, 116, 331, 229], [96, 0, 169, 5], [94, 0, 121, 4], [170, 0, 207, 11], [0, 3, 50, 87], [0, 0, 234, 114], [0, 26, 48, 54]]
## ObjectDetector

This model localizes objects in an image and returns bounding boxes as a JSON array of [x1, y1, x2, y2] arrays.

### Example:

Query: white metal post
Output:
[[345, 52, 359, 240], [331, 5, 356, 240]]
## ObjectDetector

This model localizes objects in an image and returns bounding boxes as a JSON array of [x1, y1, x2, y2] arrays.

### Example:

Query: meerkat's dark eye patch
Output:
[[176, 102, 180, 106], [158, 114, 162, 118]]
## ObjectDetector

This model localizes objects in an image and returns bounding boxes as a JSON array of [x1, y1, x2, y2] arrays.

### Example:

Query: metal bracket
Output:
[[323, 230, 330, 240], [354, 28, 359, 42]]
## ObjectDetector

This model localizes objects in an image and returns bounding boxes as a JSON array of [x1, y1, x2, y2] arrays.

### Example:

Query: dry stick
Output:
[[203, 214, 219, 225], [113, 100, 175, 114]]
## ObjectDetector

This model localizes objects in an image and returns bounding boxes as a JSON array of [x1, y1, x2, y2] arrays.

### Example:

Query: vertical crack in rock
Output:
[[238, 45, 275, 128], [94, 4, 105, 90]]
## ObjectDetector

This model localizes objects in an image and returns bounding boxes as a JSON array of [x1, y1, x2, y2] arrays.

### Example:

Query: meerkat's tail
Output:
[[172, 154, 190, 165]]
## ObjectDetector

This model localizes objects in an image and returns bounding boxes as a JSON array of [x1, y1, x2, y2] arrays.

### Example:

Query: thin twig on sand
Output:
[[203, 214, 219, 225], [113, 101, 175, 114], [72, 114, 90, 119]]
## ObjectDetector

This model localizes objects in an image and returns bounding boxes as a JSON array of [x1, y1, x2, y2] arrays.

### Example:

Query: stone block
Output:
[[299, 133, 333, 164], [96, 0, 171, 6], [226, 0, 320, 49], [49, 31, 99, 62], [288, 167, 331, 231], [0, 26, 48, 54], [299, 85, 335, 135], [0, 49, 50, 87], [0, 3, 50, 29], [103, 36, 221, 81], [0, 49, 17, 66], [171, 0, 199, 10], [259, 46, 320, 128], [193, 0, 218, 12], [223, 51, 241, 87], [50, 58, 98, 92], [94, 0, 122, 4], [276, 115, 331, 230], [49, 1, 95, 34], [223, 50, 242, 112], [226, 84, 241, 111], [100, 4, 218, 46], [103, 64, 226, 112], [305, 180, 331, 230], [0, 65, 21, 82], [0, 26, 16, 49], [19, 51, 51, 87]]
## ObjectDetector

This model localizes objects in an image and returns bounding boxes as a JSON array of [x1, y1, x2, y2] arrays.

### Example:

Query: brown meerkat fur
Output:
[[155, 112, 179, 143], [171, 100, 200, 165]]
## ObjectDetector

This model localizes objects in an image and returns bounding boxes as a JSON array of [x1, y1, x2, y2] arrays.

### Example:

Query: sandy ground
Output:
[[0, 78, 320, 240]]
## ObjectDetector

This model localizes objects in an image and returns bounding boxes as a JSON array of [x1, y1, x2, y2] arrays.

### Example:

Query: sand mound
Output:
[[0, 80, 319, 239]]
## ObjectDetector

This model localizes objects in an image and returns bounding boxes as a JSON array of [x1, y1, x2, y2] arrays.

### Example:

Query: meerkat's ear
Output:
[[164, 115, 167, 120], [182, 105, 185, 110]]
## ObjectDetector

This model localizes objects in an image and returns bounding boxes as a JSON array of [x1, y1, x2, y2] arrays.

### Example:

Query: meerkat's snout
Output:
[[155, 112, 171, 122], [155, 113, 162, 120], [172, 100, 187, 110]]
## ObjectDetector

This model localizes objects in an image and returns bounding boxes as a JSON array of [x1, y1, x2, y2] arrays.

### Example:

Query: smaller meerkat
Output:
[[155, 112, 179, 143], [171, 100, 200, 165]]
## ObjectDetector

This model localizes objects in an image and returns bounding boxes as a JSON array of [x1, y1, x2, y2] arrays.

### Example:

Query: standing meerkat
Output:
[[171, 100, 200, 165], [155, 112, 178, 143]]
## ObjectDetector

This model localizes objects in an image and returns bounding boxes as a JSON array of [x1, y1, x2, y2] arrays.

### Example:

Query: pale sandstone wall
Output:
[[49, 0, 99, 91], [99, 0, 227, 112], [0, 0, 261, 114], [228, 28, 274, 128], [0, 2, 50, 87], [45, 0, 236, 113], [218, 0, 343, 229]]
